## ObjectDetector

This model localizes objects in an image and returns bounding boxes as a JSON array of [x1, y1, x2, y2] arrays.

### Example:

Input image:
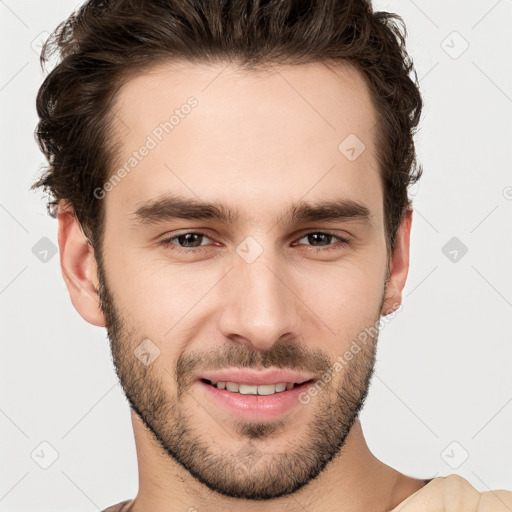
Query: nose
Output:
[[217, 247, 301, 351]]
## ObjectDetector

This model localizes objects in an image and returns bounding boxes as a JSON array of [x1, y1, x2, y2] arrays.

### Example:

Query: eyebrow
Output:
[[129, 194, 372, 228]]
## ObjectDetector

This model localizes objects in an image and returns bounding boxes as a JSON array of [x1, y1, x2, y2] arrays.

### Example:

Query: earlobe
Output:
[[381, 208, 413, 316], [57, 204, 106, 327]]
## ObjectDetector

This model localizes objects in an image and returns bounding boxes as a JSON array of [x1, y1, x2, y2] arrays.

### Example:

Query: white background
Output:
[[1, 0, 511, 510]]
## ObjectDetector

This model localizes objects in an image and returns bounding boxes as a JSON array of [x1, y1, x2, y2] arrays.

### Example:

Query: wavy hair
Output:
[[32, 0, 423, 256]]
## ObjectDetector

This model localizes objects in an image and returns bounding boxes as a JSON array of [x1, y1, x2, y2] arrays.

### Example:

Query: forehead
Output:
[[106, 60, 382, 229]]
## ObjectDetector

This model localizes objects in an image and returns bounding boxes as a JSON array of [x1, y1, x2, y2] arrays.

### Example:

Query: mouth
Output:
[[196, 369, 317, 421], [200, 378, 314, 395]]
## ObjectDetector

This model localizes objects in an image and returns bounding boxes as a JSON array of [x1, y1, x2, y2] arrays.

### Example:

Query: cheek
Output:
[[296, 259, 386, 337], [106, 253, 220, 342], [104, 236, 387, 352]]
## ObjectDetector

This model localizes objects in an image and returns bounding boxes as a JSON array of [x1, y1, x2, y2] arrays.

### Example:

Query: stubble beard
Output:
[[95, 253, 381, 500]]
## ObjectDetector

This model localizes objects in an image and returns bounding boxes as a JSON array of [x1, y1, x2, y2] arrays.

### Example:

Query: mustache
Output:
[[175, 342, 333, 391]]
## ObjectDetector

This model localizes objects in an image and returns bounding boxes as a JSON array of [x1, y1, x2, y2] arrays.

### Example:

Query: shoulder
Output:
[[391, 474, 512, 511], [477, 487, 512, 512], [433, 475, 512, 511], [101, 499, 133, 512]]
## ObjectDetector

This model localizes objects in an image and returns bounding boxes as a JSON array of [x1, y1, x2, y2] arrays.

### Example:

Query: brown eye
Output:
[[160, 231, 213, 252], [293, 232, 350, 252]]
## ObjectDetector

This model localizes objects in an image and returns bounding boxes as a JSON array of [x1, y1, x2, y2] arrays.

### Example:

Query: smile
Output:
[[202, 379, 310, 395]]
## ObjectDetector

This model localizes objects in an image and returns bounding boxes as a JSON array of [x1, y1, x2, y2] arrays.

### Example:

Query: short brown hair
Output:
[[32, 0, 423, 256]]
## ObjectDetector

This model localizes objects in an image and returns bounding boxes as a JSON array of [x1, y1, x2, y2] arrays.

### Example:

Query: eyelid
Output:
[[292, 227, 352, 241], [159, 229, 351, 254], [159, 229, 215, 250], [292, 231, 352, 251]]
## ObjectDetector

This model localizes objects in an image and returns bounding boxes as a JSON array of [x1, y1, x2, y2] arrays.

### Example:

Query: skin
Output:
[[390, 475, 512, 511], [58, 60, 430, 511]]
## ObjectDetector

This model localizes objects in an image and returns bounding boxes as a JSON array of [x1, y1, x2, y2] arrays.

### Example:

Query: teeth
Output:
[[213, 381, 297, 395], [225, 382, 239, 392], [239, 384, 258, 394], [257, 384, 277, 395]]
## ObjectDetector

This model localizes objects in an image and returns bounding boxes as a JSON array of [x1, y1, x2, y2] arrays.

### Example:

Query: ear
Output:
[[381, 208, 413, 316], [57, 204, 106, 327]]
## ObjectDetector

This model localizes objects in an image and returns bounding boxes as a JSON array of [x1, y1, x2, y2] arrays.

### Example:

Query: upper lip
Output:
[[197, 368, 316, 386]]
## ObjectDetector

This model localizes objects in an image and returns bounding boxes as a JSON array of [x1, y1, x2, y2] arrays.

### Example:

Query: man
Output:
[[32, 0, 511, 510]]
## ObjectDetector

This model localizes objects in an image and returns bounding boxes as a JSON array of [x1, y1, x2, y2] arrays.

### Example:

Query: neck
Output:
[[128, 412, 425, 512]]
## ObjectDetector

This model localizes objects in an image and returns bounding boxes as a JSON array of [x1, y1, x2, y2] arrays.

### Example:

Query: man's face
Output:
[[97, 61, 390, 499]]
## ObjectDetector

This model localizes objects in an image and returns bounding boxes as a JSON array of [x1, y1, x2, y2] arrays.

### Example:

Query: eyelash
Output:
[[159, 230, 351, 254]]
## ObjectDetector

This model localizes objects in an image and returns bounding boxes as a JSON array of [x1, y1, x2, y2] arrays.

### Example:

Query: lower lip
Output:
[[197, 380, 314, 421]]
